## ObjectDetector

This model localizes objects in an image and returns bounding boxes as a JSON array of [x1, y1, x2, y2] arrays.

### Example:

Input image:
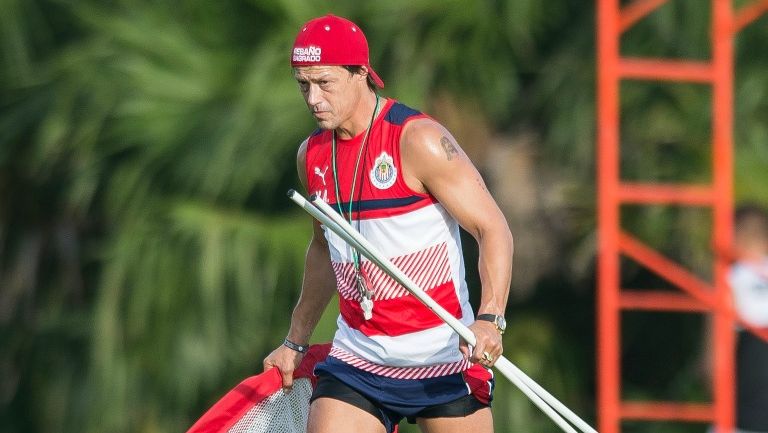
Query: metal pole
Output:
[[711, 0, 735, 431], [288, 190, 597, 433], [597, 0, 621, 432]]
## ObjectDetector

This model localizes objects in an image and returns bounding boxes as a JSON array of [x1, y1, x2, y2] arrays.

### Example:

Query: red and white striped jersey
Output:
[[304, 98, 474, 378]]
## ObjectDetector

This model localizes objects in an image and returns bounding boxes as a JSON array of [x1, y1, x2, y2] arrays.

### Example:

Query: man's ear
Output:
[[358, 66, 371, 83]]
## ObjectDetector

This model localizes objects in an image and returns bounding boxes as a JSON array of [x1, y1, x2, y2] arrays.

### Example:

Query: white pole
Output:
[[287, 190, 598, 433], [306, 193, 598, 433]]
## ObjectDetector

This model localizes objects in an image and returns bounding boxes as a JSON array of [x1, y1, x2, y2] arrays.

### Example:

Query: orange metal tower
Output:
[[596, 1, 768, 433]]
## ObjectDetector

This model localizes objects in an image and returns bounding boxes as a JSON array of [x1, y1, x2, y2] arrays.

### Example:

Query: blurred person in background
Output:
[[262, 14, 514, 433], [729, 204, 768, 433]]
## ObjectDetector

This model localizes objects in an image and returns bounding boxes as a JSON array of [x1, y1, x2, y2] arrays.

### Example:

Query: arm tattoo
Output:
[[440, 136, 459, 161]]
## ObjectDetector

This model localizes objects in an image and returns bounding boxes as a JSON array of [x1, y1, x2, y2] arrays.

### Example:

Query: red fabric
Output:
[[291, 14, 384, 88], [304, 98, 433, 222], [186, 343, 331, 433], [462, 363, 494, 406], [339, 280, 463, 337]]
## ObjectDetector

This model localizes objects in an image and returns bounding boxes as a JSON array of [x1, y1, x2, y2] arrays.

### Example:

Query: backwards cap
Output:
[[291, 14, 384, 88]]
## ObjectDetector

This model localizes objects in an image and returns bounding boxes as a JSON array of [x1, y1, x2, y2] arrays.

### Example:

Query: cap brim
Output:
[[367, 65, 385, 88]]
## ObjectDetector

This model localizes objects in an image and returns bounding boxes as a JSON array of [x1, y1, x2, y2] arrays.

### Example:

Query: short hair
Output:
[[343, 65, 378, 92], [734, 203, 768, 240]]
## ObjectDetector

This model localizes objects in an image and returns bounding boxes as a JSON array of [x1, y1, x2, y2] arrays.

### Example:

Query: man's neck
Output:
[[335, 91, 380, 140]]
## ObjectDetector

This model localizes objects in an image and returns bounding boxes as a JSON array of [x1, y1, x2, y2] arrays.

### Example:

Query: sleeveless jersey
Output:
[[304, 98, 475, 379]]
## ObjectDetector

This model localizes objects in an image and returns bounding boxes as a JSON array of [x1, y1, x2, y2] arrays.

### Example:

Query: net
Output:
[[187, 344, 330, 433], [227, 379, 313, 433]]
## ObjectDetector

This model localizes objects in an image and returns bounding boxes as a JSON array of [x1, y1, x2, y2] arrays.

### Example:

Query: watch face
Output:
[[496, 316, 507, 331]]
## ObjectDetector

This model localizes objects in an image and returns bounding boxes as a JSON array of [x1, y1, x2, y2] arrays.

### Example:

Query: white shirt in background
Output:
[[729, 257, 768, 328]]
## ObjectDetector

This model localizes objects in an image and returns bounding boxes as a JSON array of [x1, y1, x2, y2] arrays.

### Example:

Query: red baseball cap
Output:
[[291, 14, 384, 88]]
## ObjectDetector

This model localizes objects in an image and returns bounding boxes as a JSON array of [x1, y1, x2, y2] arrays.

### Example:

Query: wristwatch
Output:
[[476, 314, 507, 335]]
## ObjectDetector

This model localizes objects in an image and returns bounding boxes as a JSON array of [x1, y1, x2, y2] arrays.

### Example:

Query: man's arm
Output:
[[262, 139, 337, 389], [401, 119, 514, 366]]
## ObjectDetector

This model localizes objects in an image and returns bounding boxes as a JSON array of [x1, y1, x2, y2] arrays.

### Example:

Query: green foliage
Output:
[[1, 1, 313, 431]]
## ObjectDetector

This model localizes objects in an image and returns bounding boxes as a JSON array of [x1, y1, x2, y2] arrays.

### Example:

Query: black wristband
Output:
[[283, 338, 309, 354], [476, 314, 506, 334]]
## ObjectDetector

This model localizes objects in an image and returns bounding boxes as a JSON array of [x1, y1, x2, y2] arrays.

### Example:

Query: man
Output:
[[730, 205, 768, 433], [263, 14, 514, 433]]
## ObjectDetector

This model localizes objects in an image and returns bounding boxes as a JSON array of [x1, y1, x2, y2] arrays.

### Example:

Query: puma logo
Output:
[[314, 166, 328, 186]]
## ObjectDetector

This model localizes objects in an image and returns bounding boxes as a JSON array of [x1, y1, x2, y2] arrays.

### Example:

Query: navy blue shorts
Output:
[[311, 356, 494, 433]]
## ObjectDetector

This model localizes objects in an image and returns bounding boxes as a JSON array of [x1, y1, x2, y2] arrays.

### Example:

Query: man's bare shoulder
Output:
[[402, 117, 443, 144], [297, 138, 310, 159], [401, 117, 465, 165], [296, 138, 310, 189]]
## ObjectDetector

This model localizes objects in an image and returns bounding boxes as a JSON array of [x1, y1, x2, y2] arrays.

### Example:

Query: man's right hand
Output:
[[263, 344, 305, 390]]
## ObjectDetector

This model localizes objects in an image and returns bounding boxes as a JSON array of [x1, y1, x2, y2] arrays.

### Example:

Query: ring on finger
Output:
[[482, 351, 493, 362]]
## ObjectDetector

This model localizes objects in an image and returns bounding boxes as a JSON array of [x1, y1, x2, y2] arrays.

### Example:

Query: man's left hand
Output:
[[460, 320, 504, 368]]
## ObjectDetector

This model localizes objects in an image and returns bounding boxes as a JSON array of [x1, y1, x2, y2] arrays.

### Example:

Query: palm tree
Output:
[[1, 1, 316, 431]]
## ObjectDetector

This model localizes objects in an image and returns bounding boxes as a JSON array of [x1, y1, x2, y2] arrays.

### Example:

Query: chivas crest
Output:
[[370, 151, 397, 189]]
